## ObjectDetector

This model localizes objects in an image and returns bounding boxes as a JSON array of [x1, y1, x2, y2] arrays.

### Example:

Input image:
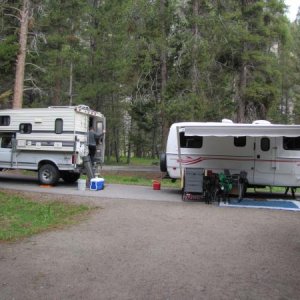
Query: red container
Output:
[[152, 181, 161, 190]]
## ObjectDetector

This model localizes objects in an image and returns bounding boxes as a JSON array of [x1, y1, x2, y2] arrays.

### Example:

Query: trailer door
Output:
[[253, 137, 276, 185]]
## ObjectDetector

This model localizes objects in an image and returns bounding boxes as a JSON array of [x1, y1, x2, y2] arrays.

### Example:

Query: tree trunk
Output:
[[151, 124, 157, 159], [191, 0, 200, 94], [126, 118, 133, 164], [236, 63, 247, 123], [68, 62, 73, 106], [159, 0, 169, 150], [13, 0, 30, 109], [53, 57, 63, 105]]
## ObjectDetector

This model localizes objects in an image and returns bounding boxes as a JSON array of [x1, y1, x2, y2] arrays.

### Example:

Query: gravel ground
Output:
[[0, 190, 300, 300]]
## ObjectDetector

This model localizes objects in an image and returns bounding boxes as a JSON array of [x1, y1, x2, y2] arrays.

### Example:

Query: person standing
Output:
[[88, 126, 102, 163]]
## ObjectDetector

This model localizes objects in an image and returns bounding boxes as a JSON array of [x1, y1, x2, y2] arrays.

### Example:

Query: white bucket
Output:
[[77, 179, 86, 191]]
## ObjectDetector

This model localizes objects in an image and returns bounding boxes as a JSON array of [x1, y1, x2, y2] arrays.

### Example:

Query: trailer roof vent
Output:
[[222, 119, 233, 123], [252, 120, 271, 125]]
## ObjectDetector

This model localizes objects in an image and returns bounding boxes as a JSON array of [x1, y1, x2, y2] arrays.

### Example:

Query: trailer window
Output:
[[283, 137, 300, 150], [0, 116, 10, 126], [180, 132, 203, 148], [261, 137, 270, 151], [55, 118, 63, 134], [19, 123, 32, 134], [234, 136, 246, 147]]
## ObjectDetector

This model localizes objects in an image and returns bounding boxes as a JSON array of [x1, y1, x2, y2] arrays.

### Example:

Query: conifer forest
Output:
[[1, 0, 300, 160]]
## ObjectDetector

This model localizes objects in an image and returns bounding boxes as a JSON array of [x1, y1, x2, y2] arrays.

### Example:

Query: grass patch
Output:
[[247, 186, 287, 193], [0, 191, 90, 242], [104, 156, 159, 166], [103, 174, 180, 188]]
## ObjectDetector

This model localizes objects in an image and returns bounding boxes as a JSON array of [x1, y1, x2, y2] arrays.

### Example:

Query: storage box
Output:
[[184, 168, 204, 193], [90, 177, 105, 191]]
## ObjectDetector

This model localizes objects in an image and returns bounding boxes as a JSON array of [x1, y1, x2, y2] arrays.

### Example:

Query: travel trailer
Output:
[[160, 120, 300, 190], [0, 105, 105, 185]]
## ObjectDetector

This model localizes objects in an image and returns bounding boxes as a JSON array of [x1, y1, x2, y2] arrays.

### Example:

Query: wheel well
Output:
[[38, 160, 58, 170]]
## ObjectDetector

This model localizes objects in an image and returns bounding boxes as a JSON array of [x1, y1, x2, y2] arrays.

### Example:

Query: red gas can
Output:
[[152, 180, 161, 190]]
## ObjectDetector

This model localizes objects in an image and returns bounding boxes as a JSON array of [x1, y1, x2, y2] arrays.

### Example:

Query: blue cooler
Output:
[[90, 177, 105, 191]]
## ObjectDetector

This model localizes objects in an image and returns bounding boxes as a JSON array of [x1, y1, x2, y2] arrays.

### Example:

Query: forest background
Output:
[[1, 0, 300, 162]]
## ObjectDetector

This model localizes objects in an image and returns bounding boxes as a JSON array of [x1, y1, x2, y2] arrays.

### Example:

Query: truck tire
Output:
[[160, 153, 167, 172], [61, 171, 80, 183], [38, 164, 60, 185]]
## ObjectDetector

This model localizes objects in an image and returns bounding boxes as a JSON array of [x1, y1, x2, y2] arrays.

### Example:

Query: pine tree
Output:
[[288, 10, 300, 123], [0, 0, 21, 107], [232, 0, 287, 122]]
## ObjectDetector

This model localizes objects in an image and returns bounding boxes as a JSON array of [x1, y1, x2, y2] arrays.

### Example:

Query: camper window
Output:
[[96, 122, 103, 133], [0, 116, 10, 126], [19, 123, 32, 134], [234, 136, 246, 147], [180, 132, 203, 148], [261, 137, 270, 151], [283, 136, 300, 150], [55, 118, 63, 134]]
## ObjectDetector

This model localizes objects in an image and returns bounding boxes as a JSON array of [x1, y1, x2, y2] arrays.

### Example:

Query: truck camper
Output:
[[160, 119, 300, 191], [0, 105, 105, 185]]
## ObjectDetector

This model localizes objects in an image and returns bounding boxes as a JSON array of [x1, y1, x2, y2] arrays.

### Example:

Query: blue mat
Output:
[[220, 199, 300, 211]]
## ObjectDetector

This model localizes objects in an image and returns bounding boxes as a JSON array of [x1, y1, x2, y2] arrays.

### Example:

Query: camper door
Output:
[[0, 134, 13, 167], [253, 137, 276, 185]]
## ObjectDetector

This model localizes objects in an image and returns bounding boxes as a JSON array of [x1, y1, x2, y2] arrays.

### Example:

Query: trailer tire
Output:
[[160, 153, 167, 172], [61, 171, 80, 183], [38, 164, 60, 185]]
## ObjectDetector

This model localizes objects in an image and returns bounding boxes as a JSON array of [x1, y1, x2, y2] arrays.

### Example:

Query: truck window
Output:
[[55, 118, 63, 134], [0, 116, 10, 126], [0, 136, 12, 148], [180, 132, 203, 148], [283, 136, 300, 150], [19, 123, 32, 134], [234, 136, 246, 147]]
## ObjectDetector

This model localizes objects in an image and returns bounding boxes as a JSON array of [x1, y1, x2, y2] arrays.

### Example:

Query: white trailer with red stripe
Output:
[[160, 119, 300, 189], [0, 105, 105, 185]]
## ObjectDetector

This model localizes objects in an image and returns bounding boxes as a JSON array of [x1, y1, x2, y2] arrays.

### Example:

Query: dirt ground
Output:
[[0, 190, 300, 300]]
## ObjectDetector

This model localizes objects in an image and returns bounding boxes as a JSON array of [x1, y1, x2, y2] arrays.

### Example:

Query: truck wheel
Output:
[[160, 153, 167, 172], [38, 164, 60, 185], [61, 171, 80, 183]]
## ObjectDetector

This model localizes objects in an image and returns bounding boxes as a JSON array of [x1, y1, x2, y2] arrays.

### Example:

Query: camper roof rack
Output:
[[47, 104, 103, 117], [47, 104, 90, 109], [76, 104, 90, 110], [48, 105, 76, 109]]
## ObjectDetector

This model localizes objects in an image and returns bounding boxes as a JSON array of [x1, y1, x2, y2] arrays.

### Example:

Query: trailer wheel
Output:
[[38, 164, 60, 185], [160, 153, 167, 172], [61, 171, 80, 183]]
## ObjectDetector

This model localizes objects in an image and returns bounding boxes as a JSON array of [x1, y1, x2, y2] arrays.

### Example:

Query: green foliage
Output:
[[0, 191, 90, 241], [1, 0, 298, 155]]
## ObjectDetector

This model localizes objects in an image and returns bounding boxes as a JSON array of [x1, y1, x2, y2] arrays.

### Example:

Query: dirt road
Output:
[[1, 190, 300, 300]]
